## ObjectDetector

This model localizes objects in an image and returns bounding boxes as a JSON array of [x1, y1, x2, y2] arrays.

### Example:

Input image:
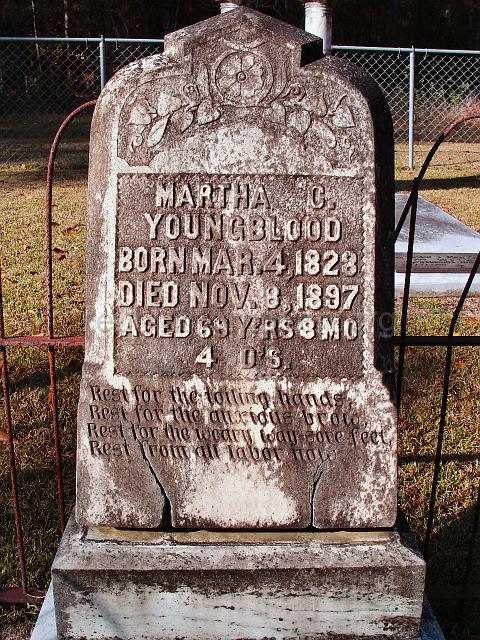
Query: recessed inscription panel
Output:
[[395, 252, 477, 273], [114, 173, 364, 380]]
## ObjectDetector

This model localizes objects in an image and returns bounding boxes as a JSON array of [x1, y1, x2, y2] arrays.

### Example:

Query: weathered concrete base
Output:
[[395, 271, 480, 296], [31, 587, 445, 640], [50, 515, 427, 639]]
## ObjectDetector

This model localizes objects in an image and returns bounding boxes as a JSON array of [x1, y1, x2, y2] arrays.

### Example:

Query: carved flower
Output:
[[216, 52, 266, 104]]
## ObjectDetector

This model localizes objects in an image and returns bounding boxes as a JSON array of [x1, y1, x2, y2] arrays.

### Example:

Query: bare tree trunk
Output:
[[174, 0, 182, 30], [64, 0, 70, 80], [31, 0, 40, 61], [384, 0, 398, 45], [64, 0, 69, 38]]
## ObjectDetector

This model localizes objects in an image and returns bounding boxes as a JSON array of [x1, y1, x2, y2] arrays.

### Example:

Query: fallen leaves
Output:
[[0, 429, 19, 445], [53, 247, 67, 261]]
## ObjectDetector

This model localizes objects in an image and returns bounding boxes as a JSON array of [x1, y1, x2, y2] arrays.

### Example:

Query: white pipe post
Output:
[[408, 47, 415, 169], [99, 35, 106, 90], [304, 1, 332, 54], [220, 2, 241, 12]]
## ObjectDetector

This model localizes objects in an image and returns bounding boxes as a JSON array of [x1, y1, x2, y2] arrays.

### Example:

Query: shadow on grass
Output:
[[428, 502, 480, 640], [0, 461, 76, 587], [0, 163, 88, 184], [400, 453, 480, 463], [0, 353, 83, 400], [0, 361, 82, 401], [397, 342, 479, 639], [396, 176, 480, 192], [0, 112, 93, 168]]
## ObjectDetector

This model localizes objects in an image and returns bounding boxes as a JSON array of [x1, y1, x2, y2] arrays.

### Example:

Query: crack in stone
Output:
[[309, 466, 323, 527], [130, 422, 172, 528]]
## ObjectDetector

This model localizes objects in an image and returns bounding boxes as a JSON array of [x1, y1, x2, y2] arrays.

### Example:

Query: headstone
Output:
[[50, 8, 427, 640], [75, 6, 397, 532], [394, 194, 480, 296]]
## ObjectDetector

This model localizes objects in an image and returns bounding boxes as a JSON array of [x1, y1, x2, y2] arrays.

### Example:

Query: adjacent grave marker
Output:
[[394, 194, 480, 296], [76, 7, 397, 531]]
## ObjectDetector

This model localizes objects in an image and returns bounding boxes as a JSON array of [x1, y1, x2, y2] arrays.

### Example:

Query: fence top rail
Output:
[[0, 36, 479, 55], [0, 36, 165, 44], [332, 44, 480, 55]]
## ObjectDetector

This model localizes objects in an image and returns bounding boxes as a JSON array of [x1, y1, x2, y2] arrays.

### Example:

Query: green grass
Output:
[[0, 139, 479, 639], [396, 142, 480, 231]]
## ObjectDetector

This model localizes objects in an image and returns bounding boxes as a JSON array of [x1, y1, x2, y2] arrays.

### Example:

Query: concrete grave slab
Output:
[[394, 194, 480, 296], [32, 583, 446, 640], [32, 591, 446, 640], [30, 585, 56, 640]]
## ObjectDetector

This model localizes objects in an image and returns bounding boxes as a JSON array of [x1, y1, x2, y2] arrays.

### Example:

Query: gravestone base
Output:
[[52, 515, 425, 640]]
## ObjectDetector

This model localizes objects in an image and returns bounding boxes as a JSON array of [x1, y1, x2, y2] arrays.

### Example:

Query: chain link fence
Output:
[[334, 46, 480, 148], [334, 47, 411, 142], [415, 51, 480, 142], [0, 37, 479, 164], [0, 38, 164, 165]]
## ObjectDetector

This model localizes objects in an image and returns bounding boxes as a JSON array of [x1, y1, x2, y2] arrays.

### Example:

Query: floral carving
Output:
[[331, 95, 355, 128], [121, 47, 357, 160], [127, 76, 221, 151], [214, 51, 272, 106], [265, 85, 356, 152]]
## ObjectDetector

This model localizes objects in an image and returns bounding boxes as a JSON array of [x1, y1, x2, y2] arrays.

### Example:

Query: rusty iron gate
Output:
[[0, 103, 479, 618]]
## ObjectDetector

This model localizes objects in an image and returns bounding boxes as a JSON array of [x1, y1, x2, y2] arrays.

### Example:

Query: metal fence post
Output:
[[99, 35, 106, 90], [408, 46, 415, 169]]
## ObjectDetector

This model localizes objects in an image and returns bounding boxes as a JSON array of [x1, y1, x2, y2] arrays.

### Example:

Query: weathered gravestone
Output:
[[51, 8, 426, 639], [75, 8, 397, 532]]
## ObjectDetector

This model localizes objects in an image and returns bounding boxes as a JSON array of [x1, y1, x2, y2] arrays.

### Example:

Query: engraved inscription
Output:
[[84, 384, 388, 475], [114, 173, 365, 379]]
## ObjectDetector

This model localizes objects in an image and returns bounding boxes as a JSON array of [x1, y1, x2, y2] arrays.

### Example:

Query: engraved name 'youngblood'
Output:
[[142, 213, 341, 242]]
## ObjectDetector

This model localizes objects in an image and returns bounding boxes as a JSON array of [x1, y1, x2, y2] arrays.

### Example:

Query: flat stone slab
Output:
[[32, 588, 446, 640], [394, 195, 480, 296], [31, 586, 446, 640], [49, 516, 427, 640], [395, 194, 480, 273], [30, 585, 56, 640]]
